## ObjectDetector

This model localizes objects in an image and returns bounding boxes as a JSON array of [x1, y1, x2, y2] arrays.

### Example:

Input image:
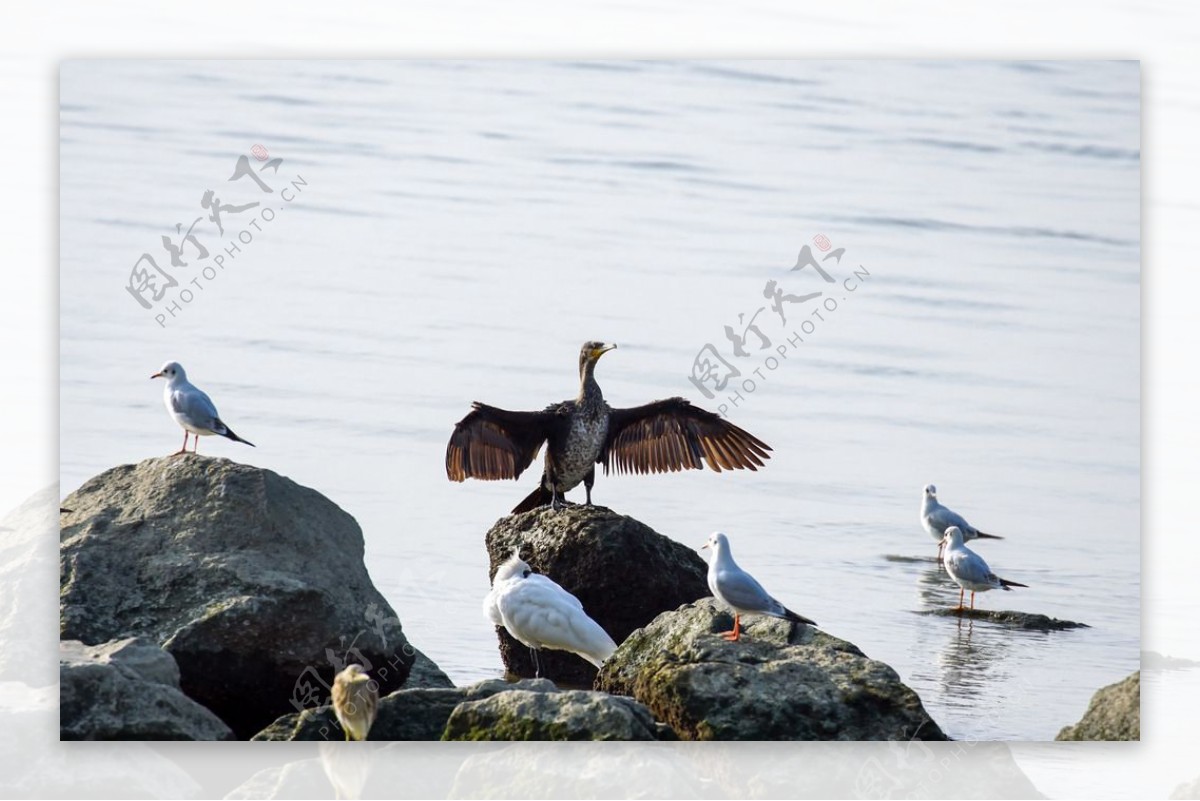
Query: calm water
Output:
[[60, 60, 1139, 741]]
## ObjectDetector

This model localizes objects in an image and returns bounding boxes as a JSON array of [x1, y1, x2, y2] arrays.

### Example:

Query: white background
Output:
[[2, 1, 1196, 797]]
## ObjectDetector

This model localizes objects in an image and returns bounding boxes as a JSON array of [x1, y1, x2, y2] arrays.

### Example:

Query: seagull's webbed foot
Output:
[[718, 614, 742, 641]]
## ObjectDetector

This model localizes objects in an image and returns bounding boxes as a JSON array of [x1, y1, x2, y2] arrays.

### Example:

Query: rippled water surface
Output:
[[60, 60, 1139, 741]]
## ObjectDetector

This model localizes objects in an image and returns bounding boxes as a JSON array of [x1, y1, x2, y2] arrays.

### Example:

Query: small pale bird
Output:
[[941, 526, 1027, 611], [701, 531, 816, 642], [331, 664, 379, 741], [150, 361, 255, 455], [920, 484, 1002, 561], [483, 547, 617, 675]]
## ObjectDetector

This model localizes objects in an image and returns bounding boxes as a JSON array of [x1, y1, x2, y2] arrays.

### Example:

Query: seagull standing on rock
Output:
[[921, 484, 1002, 562], [483, 547, 617, 675], [941, 526, 1027, 611], [701, 531, 816, 642], [151, 361, 255, 455]]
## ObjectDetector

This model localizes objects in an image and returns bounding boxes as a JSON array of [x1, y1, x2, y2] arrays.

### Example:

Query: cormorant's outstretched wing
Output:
[[600, 397, 771, 475], [446, 402, 560, 482]]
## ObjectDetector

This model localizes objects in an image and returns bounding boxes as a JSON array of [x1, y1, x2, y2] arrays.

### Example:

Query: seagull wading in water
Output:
[[483, 547, 617, 676], [941, 526, 1027, 611], [446, 341, 772, 513], [921, 484, 1001, 561], [702, 531, 816, 642], [151, 361, 255, 455]]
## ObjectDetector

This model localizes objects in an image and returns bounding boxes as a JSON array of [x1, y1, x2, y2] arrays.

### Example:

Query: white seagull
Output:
[[483, 547, 617, 674], [921, 484, 1002, 561], [150, 361, 255, 455], [701, 531, 816, 642], [941, 526, 1027, 611]]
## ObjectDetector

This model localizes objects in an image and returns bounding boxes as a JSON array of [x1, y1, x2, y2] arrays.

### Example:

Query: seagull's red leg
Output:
[[956, 587, 964, 612], [970, 592, 976, 610], [937, 541, 944, 563], [193, 435, 199, 454], [721, 614, 741, 641], [174, 431, 189, 455]]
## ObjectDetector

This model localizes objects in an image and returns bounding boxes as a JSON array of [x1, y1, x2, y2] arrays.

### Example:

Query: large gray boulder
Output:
[[59, 456, 442, 738], [484, 504, 709, 685], [60, 637, 233, 740], [1056, 671, 1139, 741], [597, 598, 948, 741], [0, 486, 59, 687], [442, 685, 673, 741], [254, 678, 557, 741]]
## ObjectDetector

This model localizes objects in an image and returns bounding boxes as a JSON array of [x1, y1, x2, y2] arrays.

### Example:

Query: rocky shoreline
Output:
[[59, 456, 1134, 741]]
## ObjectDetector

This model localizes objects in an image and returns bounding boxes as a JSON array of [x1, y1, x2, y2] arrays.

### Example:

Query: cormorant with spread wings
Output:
[[446, 341, 772, 513]]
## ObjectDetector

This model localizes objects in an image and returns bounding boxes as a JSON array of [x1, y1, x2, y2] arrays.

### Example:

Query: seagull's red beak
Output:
[[150, 371, 163, 379]]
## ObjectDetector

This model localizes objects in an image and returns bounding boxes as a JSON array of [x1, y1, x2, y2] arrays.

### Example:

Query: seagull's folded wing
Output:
[[601, 397, 771, 475], [498, 578, 616, 665], [716, 567, 781, 615], [928, 504, 970, 533], [170, 386, 221, 431]]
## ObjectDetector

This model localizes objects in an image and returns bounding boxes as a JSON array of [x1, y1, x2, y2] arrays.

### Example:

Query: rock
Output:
[[59, 456, 439, 738], [597, 598, 948, 741], [918, 608, 1089, 631], [59, 637, 233, 740], [1056, 671, 1139, 741], [0, 486, 59, 687], [405, 649, 455, 690], [1142, 651, 1200, 671], [484, 504, 709, 685], [253, 678, 556, 741], [1172, 775, 1200, 799], [442, 685, 674, 741]]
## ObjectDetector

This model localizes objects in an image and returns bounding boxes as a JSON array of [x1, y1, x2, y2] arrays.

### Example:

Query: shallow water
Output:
[[60, 59, 1139, 740]]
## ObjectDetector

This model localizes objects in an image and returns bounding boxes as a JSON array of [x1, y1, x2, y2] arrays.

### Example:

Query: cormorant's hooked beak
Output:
[[592, 343, 617, 360]]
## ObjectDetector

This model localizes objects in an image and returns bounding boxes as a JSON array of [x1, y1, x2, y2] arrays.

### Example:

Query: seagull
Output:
[[483, 547, 617, 675], [150, 361, 255, 455], [941, 526, 1027, 611], [701, 531, 816, 642], [921, 484, 1002, 561], [330, 664, 379, 741]]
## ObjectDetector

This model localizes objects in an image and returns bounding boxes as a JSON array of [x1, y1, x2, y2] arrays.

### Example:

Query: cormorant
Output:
[[446, 341, 772, 513]]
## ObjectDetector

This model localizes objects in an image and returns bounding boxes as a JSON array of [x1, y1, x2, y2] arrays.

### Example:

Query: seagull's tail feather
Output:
[[219, 422, 255, 447], [782, 607, 818, 627], [999, 577, 1027, 590], [974, 530, 1003, 540], [512, 485, 552, 514]]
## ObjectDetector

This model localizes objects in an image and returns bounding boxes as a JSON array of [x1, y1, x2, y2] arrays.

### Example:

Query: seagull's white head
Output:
[[701, 531, 730, 555], [150, 361, 186, 382], [923, 483, 937, 498], [493, 545, 533, 583], [942, 526, 965, 548]]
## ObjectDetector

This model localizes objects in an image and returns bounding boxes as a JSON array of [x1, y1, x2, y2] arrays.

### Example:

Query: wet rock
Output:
[[919, 608, 1089, 631], [59, 456, 442, 738], [443, 685, 674, 741], [484, 504, 709, 685], [253, 678, 557, 741], [597, 598, 947, 741], [60, 637, 233, 740], [1056, 671, 1139, 741]]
